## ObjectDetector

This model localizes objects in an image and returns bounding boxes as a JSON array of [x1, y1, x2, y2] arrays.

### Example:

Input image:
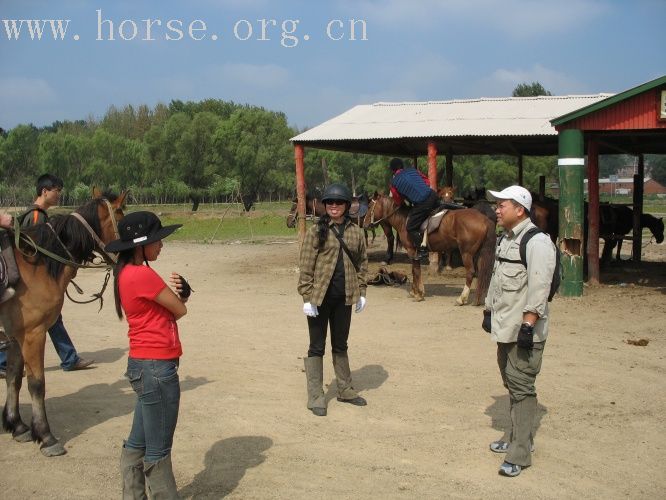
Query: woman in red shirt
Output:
[[107, 211, 190, 499]]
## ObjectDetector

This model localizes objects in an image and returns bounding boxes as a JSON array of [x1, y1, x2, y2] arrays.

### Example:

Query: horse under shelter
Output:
[[290, 74, 666, 297]]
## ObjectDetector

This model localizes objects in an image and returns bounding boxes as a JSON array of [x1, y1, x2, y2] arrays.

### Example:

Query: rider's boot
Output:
[[0, 230, 18, 305], [409, 231, 428, 260]]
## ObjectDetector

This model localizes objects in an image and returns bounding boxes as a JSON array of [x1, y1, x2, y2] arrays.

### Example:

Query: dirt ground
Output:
[[1, 235, 665, 499]]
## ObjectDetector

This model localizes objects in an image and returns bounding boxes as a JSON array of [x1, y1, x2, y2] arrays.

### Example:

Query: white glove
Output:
[[303, 302, 318, 317], [355, 296, 367, 313]]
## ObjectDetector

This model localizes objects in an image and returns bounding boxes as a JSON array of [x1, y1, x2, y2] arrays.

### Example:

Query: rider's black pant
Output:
[[406, 190, 440, 247]]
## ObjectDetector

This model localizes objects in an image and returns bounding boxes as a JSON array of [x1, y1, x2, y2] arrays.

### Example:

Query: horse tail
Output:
[[474, 220, 496, 305]]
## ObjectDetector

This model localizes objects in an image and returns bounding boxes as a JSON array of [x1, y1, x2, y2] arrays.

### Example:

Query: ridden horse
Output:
[[0, 189, 127, 456], [364, 194, 496, 305], [287, 192, 399, 264], [438, 187, 496, 270]]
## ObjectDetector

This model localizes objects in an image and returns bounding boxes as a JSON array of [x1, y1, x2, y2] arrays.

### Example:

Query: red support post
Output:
[[587, 140, 600, 285], [294, 143, 307, 243], [427, 141, 438, 189]]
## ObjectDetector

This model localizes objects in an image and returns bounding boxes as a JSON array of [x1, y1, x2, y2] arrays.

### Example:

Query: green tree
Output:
[[175, 112, 220, 210], [0, 124, 40, 185], [648, 155, 666, 185], [512, 82, 552, 97], [213, 107, 294, 210]]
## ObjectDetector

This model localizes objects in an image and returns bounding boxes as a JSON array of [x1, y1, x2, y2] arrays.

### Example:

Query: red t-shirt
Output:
[[118, 264, 182, 360]]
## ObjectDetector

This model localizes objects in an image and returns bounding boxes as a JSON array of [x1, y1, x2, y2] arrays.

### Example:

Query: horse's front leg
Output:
[[2, 340, 30, 441], [23, 330, 66, 456]]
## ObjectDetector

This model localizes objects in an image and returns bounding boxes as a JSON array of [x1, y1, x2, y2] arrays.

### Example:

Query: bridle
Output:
[[366, 197, 400, 228], [70, 198, 120, 265]]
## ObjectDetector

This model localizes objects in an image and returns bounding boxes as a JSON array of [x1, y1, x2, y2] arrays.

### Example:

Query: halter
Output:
[[366, 198, 400, 228]]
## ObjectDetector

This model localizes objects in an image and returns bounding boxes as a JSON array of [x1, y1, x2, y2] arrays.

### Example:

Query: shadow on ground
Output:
[[178, 435, 273, 498]]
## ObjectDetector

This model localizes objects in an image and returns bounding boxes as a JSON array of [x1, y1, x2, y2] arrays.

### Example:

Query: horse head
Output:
[[636, 212, 663, 244], [438, 186, 455, 203], [83, 188, 128, 264]]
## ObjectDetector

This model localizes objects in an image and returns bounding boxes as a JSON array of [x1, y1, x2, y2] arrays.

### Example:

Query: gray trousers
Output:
[[496, 341, 545, 467]]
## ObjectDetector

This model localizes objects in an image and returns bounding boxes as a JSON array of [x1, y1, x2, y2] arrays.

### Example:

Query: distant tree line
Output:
[[1, 86, 662, 210]]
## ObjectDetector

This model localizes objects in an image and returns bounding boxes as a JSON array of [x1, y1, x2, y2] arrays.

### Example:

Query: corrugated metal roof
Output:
[[291, 94, 613, 143]]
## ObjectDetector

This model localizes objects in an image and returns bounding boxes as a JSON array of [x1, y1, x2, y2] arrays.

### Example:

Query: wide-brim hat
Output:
[[487, 185, 532, 212], [106, 211, 181, 253]]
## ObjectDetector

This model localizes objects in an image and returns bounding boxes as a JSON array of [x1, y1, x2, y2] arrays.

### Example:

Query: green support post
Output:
[[558, 129, 585, 297]]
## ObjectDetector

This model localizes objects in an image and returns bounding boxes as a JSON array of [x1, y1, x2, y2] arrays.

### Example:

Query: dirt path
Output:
[[1, 238, 665, 499]]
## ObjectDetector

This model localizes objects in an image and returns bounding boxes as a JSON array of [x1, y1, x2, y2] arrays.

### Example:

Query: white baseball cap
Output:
[[487, 185, 532, 212]]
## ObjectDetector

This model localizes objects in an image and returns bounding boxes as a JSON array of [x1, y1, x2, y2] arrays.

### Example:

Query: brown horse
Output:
[[364, 194, 496, 305], [287, 193, 399, 264], [1, 189, 127, 456]]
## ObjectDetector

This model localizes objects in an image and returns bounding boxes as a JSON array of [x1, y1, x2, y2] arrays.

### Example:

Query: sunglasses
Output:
[[324, 200, 346, 206]]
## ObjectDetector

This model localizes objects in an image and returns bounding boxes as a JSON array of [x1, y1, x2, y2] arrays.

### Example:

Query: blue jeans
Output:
[[0, 314, 79, 371], [125, 358, 181, 463]]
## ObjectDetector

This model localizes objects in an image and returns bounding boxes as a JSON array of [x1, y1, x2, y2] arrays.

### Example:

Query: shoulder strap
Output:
[[518, 227, 542, 267], [331, 225, 359, 272], [496, 227, 542, 266], [18, 206, 48, 225]]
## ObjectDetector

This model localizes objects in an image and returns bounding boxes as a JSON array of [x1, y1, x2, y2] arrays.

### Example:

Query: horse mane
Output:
[[20, 198, 105, 280]]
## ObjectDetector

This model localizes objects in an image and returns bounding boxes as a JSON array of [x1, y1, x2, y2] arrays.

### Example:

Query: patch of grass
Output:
[[123, 202, 299, 243]]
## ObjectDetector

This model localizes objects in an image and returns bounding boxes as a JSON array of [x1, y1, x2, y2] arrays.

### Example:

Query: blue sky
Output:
[[1, 0, 665, 131]]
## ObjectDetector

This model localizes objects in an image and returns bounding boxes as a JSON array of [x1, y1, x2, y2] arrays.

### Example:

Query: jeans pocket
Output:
[[125, 368, 143, 396]]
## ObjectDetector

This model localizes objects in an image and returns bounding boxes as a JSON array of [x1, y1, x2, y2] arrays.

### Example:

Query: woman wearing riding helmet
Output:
[[107, 211, 192, 499], [297, 183, 369, 417]]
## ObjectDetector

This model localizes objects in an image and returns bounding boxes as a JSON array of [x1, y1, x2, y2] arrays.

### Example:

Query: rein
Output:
[[12, 199, 120, 310]]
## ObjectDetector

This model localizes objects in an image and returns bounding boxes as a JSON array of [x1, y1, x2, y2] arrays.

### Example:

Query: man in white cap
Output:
[[483, 185, 556, 477]]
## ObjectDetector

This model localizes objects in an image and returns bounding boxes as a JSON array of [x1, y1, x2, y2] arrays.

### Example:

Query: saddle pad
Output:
[[420, 209, 448, 234]]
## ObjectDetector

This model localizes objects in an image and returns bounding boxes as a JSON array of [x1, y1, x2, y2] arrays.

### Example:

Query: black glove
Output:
[[177, 274, 193, 299], [517, 323, 534, 350], [482, 310, 492, 333]]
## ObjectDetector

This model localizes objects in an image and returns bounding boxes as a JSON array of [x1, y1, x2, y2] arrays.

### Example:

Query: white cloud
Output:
[[338, 0, 608, 38], [0, 77, 57, 104]]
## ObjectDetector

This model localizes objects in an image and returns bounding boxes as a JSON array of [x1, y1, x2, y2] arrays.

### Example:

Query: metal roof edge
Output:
[[551, 75, 666, 126], [371, 94, 611, 107]]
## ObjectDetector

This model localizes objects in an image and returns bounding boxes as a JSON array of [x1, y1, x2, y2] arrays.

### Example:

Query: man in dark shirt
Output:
[[389, 158, 439, 259]]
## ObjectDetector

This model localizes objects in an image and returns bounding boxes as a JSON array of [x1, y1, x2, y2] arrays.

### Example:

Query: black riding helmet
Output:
[[321, 183, 352, 204]]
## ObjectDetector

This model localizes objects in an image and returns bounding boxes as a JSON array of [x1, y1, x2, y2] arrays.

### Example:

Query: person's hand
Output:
[[170, 272, 193, 299], [482, 309, 491, 333], [303, 302, 318, 317], [517, 323, 534, 350], [355, 296, 367, 313]]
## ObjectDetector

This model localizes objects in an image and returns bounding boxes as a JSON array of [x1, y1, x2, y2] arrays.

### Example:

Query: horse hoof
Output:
[[13, 430, 32, 443], [40, 442, 66, 457], [413, 296, 425, 302], [455, 298, 465, 306]]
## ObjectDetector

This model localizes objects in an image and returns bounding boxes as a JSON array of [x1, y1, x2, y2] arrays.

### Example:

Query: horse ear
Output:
[[92, 186, 102, 198], [116, 190, 129, 208]]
